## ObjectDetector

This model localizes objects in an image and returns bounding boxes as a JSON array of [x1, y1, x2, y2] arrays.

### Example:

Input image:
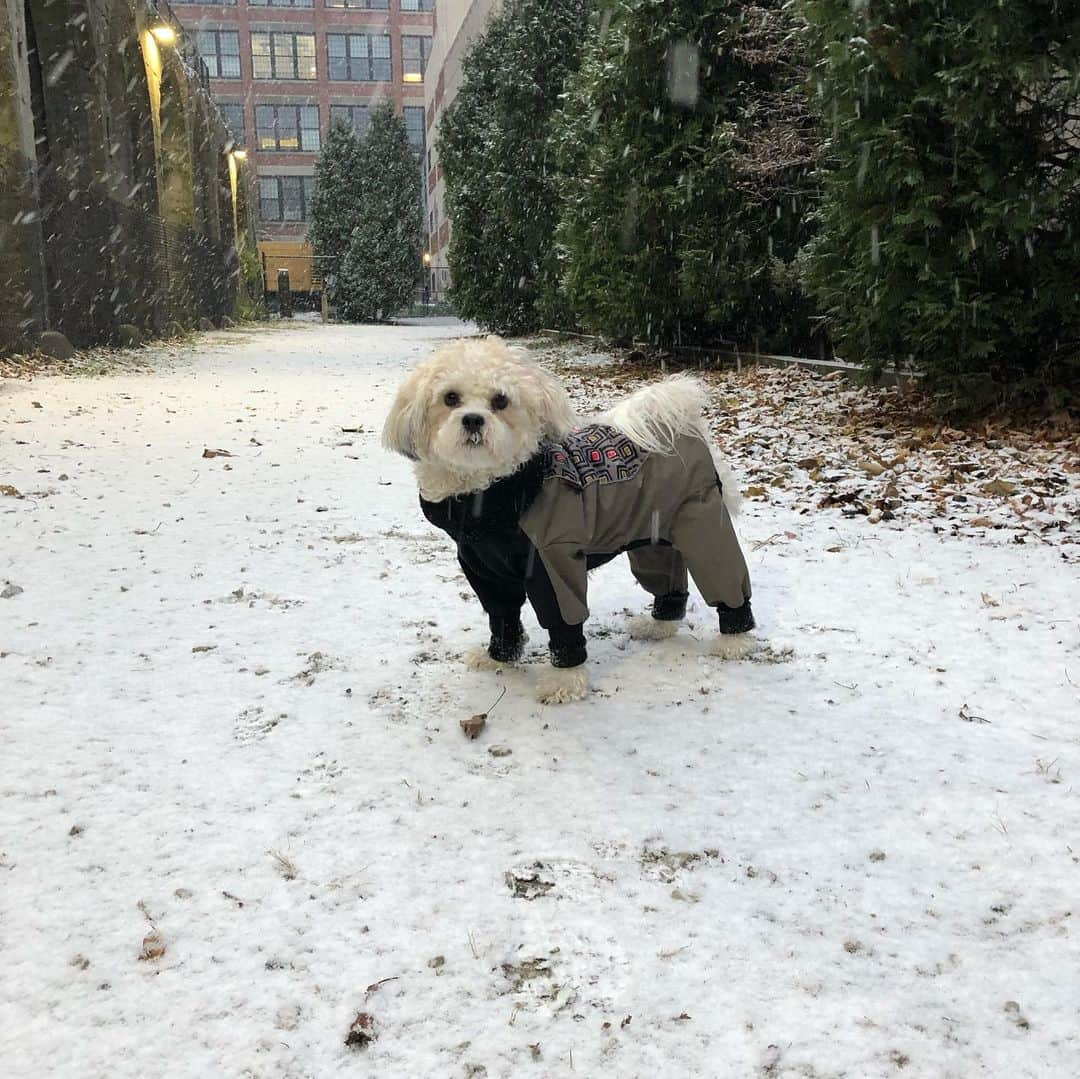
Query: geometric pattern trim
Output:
[[543, 424, 643, 490]]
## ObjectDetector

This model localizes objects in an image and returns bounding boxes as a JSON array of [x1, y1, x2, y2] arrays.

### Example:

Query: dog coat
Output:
[[420, 424, 751, 649]]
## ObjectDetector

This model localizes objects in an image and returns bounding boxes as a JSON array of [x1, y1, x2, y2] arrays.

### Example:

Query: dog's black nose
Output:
[[461, 413, 485, 432]]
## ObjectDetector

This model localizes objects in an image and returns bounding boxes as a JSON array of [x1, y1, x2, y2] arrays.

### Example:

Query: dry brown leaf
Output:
[[202, 448, 234, 459], [743, 485, 768, 498], [139, 932, 166, 961], [460, 714, 486, 740], [981, 593, 1000, 607], [980, 478, 1017, 497], [0, 485, 24, 498], [346, 1012, 377, 1049]]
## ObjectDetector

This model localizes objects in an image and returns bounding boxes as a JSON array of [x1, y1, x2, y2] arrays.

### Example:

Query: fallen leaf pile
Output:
[[532, 340, 1078, 554], [0, 347, 153, 379]]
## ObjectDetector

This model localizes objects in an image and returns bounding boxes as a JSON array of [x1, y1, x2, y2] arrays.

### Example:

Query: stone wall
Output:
[[0, 0, 257, 353]]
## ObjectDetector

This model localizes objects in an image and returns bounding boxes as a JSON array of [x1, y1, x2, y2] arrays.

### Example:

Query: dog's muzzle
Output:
[[461, 413, 486, 446]]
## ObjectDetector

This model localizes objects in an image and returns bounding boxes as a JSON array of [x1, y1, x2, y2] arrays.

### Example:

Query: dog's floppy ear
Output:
[[382, 368, 428, 460], [532, 366, 577, 441]]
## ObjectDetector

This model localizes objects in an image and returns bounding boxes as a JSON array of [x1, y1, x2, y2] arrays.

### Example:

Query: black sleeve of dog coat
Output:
[[456, 542, 527, 620]]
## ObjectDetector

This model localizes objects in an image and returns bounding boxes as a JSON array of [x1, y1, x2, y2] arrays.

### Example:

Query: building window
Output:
[[248, 0, 312, 7], [327, 34, 391, 83], [329, 105, 370, 140], [195, 31, 241, 79], [326, 0, 388, 8], [219, 103, 246, 146], [260, 175, 316, 222], [401, 36, 431, 83], [400, 0, 435, 10], [256, 105, 320, 153], [173, 0, 236, 4], [251, 32, 317, 81], [403, 106, 425, 152]]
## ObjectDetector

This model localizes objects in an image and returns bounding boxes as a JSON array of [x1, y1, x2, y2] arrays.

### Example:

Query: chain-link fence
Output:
[[1, 150, 239, 351], [260, 250, 451, 318], [0, 146, 44, 352]]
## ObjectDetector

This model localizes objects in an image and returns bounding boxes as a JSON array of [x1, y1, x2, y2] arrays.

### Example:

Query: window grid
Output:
[[403, 105, 425, 152], [259, 175, 316, 222], [329, 105, 370, 141], [401, 35, 431, 83], [251, 32, 317, 81], [326, 0, 388, 8], [248, 0, 313, 7], [219, 103, 246, 147], [327, 34, 391, 83], [400, 0, 435, 10], [256, 105, 320, 153], [195, 30, 241, 79]]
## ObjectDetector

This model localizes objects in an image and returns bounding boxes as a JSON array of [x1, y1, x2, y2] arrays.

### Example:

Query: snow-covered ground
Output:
[[2, 321, 1077, 1078]]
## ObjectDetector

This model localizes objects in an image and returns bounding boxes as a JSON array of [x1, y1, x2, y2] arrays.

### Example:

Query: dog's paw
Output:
[[627, 614, 680, 641], [709, 633, 757, 661], [464, 646, 507, 672], [535, 666, 589, 705]]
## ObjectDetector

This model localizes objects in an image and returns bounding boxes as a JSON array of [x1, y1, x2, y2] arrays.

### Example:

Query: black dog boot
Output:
[[652, 590, 688, 622], [717, 599, 755, 634], [488, 616, 526, 663]]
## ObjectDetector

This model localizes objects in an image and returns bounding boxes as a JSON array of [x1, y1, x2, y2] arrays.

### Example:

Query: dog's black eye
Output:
[[443, 391, 460, 408], [491, 393, 509, 411]]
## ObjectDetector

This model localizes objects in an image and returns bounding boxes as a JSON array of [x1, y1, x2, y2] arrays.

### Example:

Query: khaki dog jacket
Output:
[[421, 424, 752, 664]]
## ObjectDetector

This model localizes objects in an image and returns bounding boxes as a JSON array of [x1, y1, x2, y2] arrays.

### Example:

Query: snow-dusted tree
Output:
[[797, 0, 1080, 408], [310, 104, 423, 321], [554, 0, 818, 350], [437, 0, 592, 334], [336, 103, 424, 322], [308, 119, 365, 298]]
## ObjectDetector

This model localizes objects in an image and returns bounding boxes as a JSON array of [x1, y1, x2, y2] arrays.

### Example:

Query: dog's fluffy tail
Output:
[[602, 374, 741, 515]]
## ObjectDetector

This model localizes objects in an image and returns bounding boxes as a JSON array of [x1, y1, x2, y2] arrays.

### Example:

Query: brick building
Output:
[[170, 0, 434, 293], [422, 0, 498, 297]]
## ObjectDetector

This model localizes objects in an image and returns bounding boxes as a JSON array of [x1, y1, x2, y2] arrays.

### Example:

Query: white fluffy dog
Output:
[[383, 336, 756, 704]]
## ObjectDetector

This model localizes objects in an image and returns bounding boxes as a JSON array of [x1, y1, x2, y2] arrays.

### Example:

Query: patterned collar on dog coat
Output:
[[544, 425, 643, 489]]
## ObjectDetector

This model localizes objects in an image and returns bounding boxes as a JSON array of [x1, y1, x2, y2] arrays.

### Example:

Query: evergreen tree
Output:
[[308, 119, 365, 297], [554, 1, 818, 350], [437, 0, 592, 334], [309, 105, 423, 322], [797, 0, 1080, 408], [335, 103, 424, 322]]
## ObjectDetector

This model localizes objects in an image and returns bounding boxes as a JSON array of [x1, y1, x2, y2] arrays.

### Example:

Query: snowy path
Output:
[[2, 322, 1077, 1078]]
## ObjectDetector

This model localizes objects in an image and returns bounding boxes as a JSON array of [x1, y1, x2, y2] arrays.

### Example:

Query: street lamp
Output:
[[150, 25, 177, 45], [421, 251, 432, 305]]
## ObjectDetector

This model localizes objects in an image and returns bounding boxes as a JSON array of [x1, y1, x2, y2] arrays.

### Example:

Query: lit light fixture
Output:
[[422, 252, 432, 266], [150, 25, 177, 45], [231, 149, 247, 161], [403, 72, 422, 84]]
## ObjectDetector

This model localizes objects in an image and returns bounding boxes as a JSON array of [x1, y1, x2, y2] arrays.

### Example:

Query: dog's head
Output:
[[382, 336, 576, 495]]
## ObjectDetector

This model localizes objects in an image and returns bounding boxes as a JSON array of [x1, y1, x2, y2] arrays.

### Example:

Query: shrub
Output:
[[437, 0, 592, 334], [554, 0, 819, 350], [796, 0, 1080, 409]]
